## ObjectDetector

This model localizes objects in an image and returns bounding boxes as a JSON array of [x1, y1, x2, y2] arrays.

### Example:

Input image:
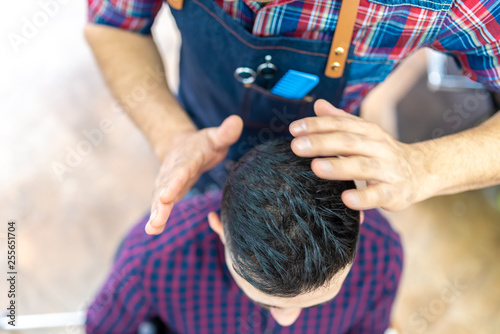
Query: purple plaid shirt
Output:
[[86, 191, 403, 333]]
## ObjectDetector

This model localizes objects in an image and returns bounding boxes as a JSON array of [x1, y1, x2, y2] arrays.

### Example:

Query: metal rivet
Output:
[[334, 47, 344, 56], [331, 62, 341, 70]]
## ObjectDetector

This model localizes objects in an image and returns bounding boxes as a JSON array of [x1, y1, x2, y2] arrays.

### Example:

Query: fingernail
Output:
[[145, 222, 161, 235], [316, 159, 332, 172], [149, 209, 158, 223], [345, 193, 359, 206], [290, 121, 307, 135], [294, 137, 311, 152]]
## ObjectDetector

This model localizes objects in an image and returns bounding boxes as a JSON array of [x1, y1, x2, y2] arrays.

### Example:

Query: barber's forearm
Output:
[[84, 23, 196, 160], [415, 110, 500, 199]]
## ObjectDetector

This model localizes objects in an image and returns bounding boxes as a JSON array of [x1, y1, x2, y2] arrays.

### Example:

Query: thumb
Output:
[[314, 99, 346, 117], [207, 115, 243, 150]]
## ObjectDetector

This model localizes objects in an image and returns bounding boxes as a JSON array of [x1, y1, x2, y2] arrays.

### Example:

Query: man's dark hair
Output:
[[221, 139, 360, 298]]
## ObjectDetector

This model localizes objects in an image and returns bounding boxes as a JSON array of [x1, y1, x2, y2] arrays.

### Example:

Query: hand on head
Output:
[[145, 115, 243, 235], [290, 99, 425, 212]]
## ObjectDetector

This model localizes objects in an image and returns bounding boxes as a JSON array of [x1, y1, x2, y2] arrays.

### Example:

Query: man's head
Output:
[[208, 139, 361, 326]]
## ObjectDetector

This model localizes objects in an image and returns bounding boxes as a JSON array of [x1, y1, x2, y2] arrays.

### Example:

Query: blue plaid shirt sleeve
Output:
[[431, 0, 500, 92], [88, 0, 164, 34]]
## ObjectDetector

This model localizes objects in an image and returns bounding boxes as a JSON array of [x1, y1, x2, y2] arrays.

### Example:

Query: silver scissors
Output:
[[234, 67, 257, 85], [234, 55, 278, 87]]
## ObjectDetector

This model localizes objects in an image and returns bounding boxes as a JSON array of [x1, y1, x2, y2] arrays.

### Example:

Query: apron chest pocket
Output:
[[239, 83, 315, 133]]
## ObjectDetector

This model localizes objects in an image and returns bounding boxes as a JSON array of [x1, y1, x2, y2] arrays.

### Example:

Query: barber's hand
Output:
[[145, 115, 243, 234], [289, 99, 426, 211]]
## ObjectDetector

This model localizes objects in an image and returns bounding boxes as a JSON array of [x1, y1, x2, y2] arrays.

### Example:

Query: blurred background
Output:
[[1, 1, 499, 333]]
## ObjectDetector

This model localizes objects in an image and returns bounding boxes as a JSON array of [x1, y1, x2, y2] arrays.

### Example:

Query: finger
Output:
[[290, 115, 380, 137], [145, 168, 191, 235], [341, 185, 392, 211], [207, 115, 243, 150], [145, 221, 165, 235], [145, 199, 175, 234], [158, 169, 191, 204], [145, 206, 164, 235], [149, 202, 174, 228], [311, 156, 388, 182], [144, 208, 158, 234], [291, 132, 384, 158], [145, 204, 172, 234], [146, 166, 203, 235], [313, 99, 349, 117]]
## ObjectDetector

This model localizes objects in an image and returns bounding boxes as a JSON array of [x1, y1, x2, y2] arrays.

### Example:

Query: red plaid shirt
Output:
[[88, 0, 500, 112]]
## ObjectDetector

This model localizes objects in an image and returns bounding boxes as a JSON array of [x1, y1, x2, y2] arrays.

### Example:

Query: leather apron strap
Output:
[[168, 0, 184, 10], [324, 0, 360, 78]]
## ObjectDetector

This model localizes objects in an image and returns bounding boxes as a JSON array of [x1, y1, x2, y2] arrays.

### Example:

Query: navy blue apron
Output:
[[167, 0, 357, 194]]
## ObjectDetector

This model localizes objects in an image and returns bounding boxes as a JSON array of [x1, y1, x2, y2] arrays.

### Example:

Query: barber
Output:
[[84, 0, 500, 234]]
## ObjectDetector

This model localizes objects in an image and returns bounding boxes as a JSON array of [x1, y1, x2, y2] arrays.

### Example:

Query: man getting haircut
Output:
[[222, 139, 359, 290], [86, 139, 403, 333]]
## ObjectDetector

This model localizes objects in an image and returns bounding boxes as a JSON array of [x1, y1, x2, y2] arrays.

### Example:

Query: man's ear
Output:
[[208, 212, 226, 245], [360, 211, 365, 225]]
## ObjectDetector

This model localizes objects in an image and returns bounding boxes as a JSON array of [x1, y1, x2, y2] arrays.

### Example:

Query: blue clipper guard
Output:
[[270, 70, 320, 99]]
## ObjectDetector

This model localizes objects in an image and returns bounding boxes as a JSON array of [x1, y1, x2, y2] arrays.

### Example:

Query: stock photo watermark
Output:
[[409, 278, 466, 333], [7, 0, 72, 54], [431, 89, 491, 139], [5, 221, 18, 327], [51, 65, 165, 181], [236, 307, 267, 334], [236, 104, 298, 154]]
